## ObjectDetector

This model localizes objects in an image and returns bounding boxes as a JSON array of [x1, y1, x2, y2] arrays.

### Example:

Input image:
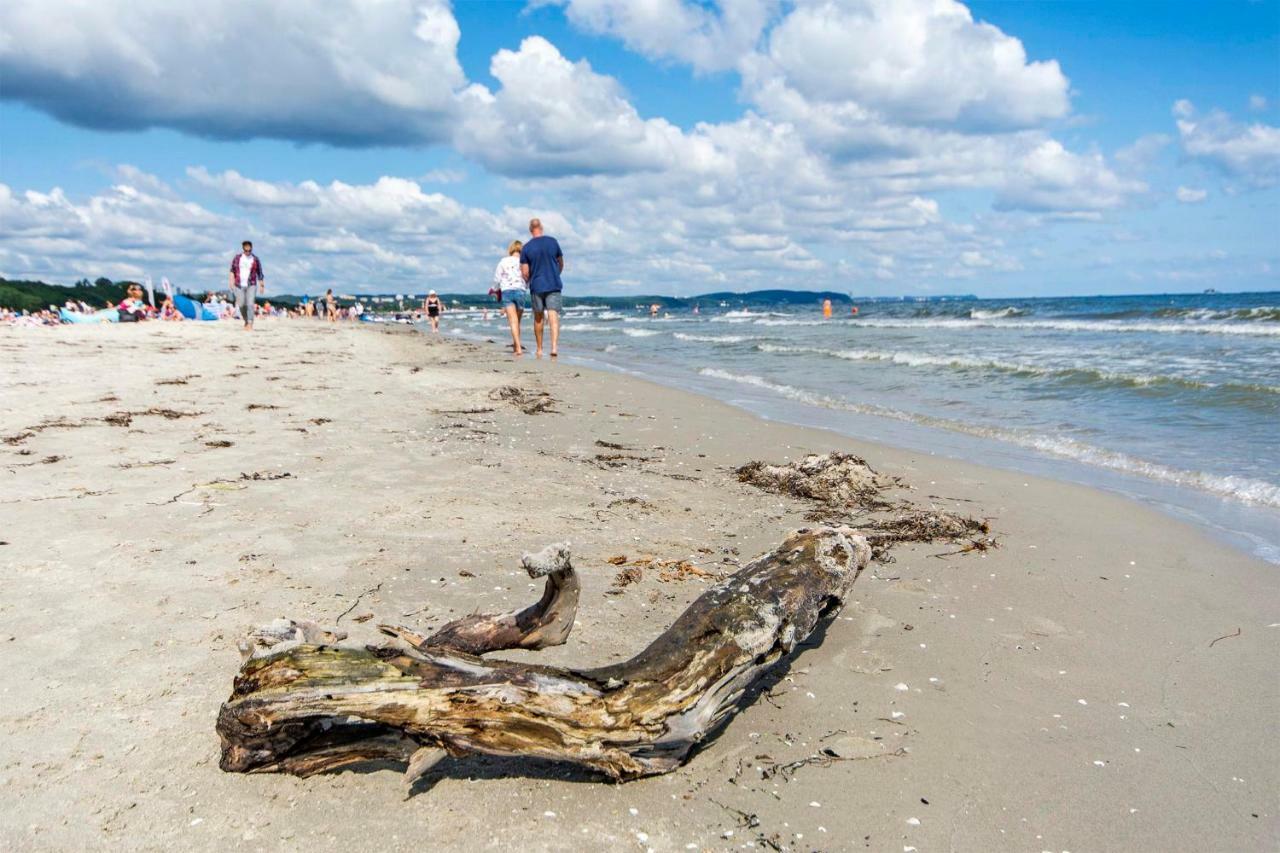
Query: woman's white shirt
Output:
[[493, 255, 526, 291]]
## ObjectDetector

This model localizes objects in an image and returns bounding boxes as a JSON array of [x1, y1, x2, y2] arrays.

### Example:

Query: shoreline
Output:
[[2, 321, 1276, 851], [442, 322, 1280, 565]]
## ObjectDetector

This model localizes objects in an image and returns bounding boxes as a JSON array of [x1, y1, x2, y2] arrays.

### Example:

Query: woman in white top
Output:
[[493, 240, 527, 355]]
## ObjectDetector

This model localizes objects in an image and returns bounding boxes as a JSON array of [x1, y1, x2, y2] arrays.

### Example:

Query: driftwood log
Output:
[[216, 526, 871, 784]]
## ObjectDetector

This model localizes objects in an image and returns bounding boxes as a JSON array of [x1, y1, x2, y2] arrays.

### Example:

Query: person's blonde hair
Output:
[[508, 240, 523, 256]]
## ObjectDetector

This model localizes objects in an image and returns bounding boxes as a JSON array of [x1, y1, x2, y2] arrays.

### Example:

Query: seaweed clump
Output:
[[735, 452, 899, 511], [861, 510, 990, 551], [489, 386, 558, 415], [736, 452, 996, 560]]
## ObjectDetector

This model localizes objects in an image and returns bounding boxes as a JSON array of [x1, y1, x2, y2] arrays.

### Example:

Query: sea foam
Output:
[[698, 367, 1280, 508]]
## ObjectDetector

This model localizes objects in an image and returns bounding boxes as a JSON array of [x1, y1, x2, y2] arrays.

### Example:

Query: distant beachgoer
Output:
[[229, 240, 265, 331], [117, 283, 150, 322], [160, 296, 183, 321], [650, 303, 660, 318], [822, 299, 832, 319], [324, 289, 337, 324], [424, 290, 444, 333], [493, 239, 527, 355], [519, 218, 564, 357]]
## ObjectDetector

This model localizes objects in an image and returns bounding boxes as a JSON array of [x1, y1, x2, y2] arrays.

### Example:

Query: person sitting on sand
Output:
[[159, 296, 184, 321], [117, 283, 151, 322], [519, 217, 564, 357], [424, 290, 444, 333], [493, 240, 527, 354]]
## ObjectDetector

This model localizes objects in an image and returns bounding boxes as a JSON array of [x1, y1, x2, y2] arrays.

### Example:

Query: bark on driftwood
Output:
[[379, 543, 579, 656], [216, 526, 871, 784]]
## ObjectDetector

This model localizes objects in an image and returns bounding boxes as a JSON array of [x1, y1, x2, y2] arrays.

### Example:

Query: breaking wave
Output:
[[969, 307, 1028, 319], [673, 333, 759, 343], [849, 317, 1280, 337], [754, 344, 1280, 401], [698, 367, 1280, 508]]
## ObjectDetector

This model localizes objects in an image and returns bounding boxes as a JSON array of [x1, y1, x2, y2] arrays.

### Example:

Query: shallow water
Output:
[[439, 291, 1280, 563]]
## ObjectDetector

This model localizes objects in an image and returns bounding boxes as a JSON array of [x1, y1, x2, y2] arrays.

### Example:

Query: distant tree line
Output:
[[0, 276, 312, 314], [0, 276, 145, 313]]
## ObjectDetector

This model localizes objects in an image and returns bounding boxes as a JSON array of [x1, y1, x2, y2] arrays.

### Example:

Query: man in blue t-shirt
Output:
[[519, 217, 564, 358]]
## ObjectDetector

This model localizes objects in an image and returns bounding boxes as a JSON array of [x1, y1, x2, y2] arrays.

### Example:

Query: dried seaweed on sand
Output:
[[488, 385, 558, 415], [737, 452, 996, 558], [735, 452, 900, 510], [861, 510, 990, 549]]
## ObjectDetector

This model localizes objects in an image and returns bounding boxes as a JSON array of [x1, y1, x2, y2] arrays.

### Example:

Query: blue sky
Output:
[[1, 0, 1277, 297]]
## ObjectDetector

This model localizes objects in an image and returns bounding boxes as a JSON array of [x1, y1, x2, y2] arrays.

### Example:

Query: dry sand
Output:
[[1, 320, 1276, 852]]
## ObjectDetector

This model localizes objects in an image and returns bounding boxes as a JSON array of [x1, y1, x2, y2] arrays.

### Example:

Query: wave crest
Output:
[[698, 368, 1280, 508]]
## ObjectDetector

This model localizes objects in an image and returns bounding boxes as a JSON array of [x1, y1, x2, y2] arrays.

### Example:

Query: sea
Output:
[[437, 291, 1280, 564]]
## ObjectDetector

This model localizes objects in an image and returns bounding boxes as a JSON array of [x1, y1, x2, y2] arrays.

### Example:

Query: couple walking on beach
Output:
[[493, 218, 563, 357]]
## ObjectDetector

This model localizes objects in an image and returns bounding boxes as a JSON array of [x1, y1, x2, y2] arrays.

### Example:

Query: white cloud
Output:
[[418, 168, 468, 184], [187, 168, 318, 208], [1249, 94, 1268, 112], [1115, 133, 1171, 172], [0, 177, 231, 283], [1174, 100, 1280, 188], [456, 37, 701, 177], [0, 2, 1161, 295], [548, 0, 779, 73], [1175, 186, 1207, 204], [750, 0, 1070, 130], [993, 140, 1144, 212], [0, 0, 465, 145]]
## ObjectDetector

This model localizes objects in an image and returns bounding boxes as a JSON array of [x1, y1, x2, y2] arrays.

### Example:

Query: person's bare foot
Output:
[[535, 349, 543, 358], [550, 351, 558, 358]]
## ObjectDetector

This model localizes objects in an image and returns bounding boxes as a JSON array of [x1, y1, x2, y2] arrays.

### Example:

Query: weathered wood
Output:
[[216, 526, 870, 783], [387, 541, 579, 656]]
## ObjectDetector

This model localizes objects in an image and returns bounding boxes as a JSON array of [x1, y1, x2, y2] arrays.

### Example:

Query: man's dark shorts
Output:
[[530, 291, 563, 314]]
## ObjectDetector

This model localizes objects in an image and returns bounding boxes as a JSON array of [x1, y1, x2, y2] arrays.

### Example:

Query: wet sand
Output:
[[1, 320, 1275, 852]]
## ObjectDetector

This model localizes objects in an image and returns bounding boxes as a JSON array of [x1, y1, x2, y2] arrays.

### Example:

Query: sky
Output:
[[1, 0, 1277, 298]]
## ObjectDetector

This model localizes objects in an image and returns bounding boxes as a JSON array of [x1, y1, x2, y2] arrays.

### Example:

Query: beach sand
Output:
[[1, 321, 1275, 852]]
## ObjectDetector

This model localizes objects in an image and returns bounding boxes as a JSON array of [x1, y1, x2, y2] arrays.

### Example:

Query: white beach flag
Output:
[[144, 275, 155, 306], [161, 277, 173, 299]]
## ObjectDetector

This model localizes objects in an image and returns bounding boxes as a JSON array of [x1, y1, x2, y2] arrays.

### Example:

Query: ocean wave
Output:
[[850, 317, 1280, 337], [1151, 306, 1280, 323], [698, 368, 1280, 507], [674, 332, 758, 343], [754, 344, 1280, 398], [969, 306, 1028, 319], [720, 309, 790, 318], [751, 318, 835, 327], [564, 323, 616, 332], [709, 310, 801, 324], [622, 328, 662, 337]]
